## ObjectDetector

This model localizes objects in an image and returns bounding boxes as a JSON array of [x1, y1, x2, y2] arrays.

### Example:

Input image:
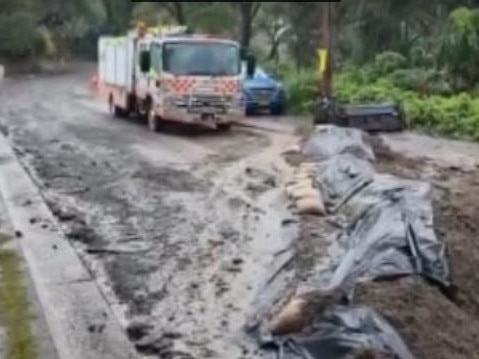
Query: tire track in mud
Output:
[[0, 74, 297, 358], [18, 134, 290, 358]]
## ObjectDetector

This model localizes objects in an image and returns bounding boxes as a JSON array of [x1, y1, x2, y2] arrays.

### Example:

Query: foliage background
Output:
[[2, 1, 479, 139]]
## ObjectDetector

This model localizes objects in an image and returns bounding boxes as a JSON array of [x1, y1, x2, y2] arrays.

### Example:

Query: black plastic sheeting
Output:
[[316, 153, 450, 291], [302, 125, 375, 163], [254, 125, 450, 359], [260, 306, 414, 359]]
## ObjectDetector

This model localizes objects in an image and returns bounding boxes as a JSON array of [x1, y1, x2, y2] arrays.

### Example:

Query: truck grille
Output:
[[188, 94, 226, 108]]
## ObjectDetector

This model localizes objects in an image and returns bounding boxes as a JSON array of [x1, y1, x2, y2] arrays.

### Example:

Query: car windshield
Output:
[[162, 41, 240, 76]]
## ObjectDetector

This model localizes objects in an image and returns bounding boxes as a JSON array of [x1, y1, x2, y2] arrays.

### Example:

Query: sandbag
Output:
[[291, 187, 321, 201], [294, 172, 314, 181], [298, 162, 318, 174], [296, 195, 325, 215], [269, 297, 308, 336], [283, 144, 301, 154], [286, 180, 313, 198]]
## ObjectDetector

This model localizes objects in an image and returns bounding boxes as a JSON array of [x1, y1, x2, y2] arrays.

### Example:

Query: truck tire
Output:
[[147, 110, 161, 132], [114, 106, 127, 118], [109, 96, 127, 118], [217, 123, 232, 131]]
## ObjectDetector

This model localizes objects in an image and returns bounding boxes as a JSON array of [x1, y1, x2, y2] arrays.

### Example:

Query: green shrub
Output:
[[283, 68, 318, 114], [0, 12, 37, 58], [279, 64, 479, 140], [373, 51, 407, 75], [35, 27, 57, 58], [388, 68, 452, 95]]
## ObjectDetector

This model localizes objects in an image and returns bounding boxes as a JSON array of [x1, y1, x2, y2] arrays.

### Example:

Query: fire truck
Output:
[[96, 24, 255, 131]]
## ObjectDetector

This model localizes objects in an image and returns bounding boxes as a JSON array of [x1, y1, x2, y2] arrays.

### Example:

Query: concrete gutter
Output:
[[0, 132, 138, 359]]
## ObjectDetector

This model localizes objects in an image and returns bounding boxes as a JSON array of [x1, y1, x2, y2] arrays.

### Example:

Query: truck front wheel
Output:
[[217, 123, 232, 131], [114, 106, 127, 118], [148, 110, 161, 132]]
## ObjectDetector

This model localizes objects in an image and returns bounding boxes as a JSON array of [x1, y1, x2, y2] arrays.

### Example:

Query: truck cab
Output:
[[137, 36, 246, 131]]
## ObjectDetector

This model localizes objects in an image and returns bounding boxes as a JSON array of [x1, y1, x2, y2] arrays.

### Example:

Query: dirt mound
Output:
[[359, 136, 479, 359], [274, 133, 479, 358], [356, 277, 479, 359]]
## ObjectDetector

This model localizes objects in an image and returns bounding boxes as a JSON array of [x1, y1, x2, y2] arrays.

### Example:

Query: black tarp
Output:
[[315, 156, 450, 291], [253, 125, 450, 359], [260, 306, 414, 359]]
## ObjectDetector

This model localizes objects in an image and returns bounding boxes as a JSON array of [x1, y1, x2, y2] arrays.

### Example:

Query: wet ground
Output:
[[0, 72, 298, 358], [2, 70, 479, 358], [356, 137, 479, 359], [275, 132, 479, 358], [288, 134, 479, 359]]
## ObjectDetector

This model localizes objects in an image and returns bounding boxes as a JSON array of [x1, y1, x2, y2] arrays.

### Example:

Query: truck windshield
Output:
[[162, 42, 240, 76]]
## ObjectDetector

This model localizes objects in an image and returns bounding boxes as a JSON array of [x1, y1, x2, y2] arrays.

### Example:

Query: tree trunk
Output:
[[102, 0, 133, 32], [173, 3, 186, 25], [238, 2, 261, 51], [162, 3, 187, 26], [267, 41, 279, 61]]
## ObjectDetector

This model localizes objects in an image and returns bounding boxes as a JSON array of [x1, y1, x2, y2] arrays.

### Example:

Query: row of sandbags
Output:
[[284, 162, 325, 215]]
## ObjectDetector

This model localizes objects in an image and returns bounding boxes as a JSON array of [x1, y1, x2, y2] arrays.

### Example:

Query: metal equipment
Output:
[[313, 98, 406, 132], [315, 3, 406, 132]]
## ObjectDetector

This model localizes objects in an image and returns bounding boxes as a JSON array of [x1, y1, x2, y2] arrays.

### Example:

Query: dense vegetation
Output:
[[2, 1, 479, 139]]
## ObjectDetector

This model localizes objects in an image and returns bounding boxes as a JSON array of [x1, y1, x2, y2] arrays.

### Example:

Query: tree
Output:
[[0, 0, 38, 58], [159, 2, 187, 25], [281, 2, 319, 68], [230, 2, 261, 51], [256, 3, 290, 63], [439, 7, 479, 90], [101, 0, 134, 32]]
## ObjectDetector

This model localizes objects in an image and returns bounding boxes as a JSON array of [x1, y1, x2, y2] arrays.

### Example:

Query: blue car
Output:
[[241, 64, 286, 116]]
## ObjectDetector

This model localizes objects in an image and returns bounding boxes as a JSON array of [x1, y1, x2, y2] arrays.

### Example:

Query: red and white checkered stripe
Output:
[[164, 77, 240, 94]]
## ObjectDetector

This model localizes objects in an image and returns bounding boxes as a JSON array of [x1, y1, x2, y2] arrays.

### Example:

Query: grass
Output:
[[0, 234, 37, 359]]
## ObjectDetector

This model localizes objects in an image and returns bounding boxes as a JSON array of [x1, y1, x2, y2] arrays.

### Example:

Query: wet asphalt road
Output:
[[0, 72, 298, 358]]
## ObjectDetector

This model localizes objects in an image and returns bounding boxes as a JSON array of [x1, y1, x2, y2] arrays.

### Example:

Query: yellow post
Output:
[[318, 49, 328, 74]]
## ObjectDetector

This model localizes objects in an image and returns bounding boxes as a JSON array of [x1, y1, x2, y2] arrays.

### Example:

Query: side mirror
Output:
[[140, 50, 150, 73], [246, 54, 256, 77]]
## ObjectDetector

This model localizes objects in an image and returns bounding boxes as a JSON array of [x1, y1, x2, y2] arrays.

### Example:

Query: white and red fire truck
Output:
[[96, 24, 256, 131]]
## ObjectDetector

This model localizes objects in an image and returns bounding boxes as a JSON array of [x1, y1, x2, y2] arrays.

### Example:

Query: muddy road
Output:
[[0, 72, 298, 358], [3, 70, 479, 359]]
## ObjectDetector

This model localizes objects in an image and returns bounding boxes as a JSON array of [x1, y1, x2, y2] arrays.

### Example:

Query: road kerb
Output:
[[0, 133, 138, 359]]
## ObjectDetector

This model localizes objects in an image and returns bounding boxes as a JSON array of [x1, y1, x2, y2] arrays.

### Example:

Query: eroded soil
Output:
[[357, 138, 479, 359], [281, 133, 479, 358], [2, 69, 479, 359], [0, 71, 298, 358]]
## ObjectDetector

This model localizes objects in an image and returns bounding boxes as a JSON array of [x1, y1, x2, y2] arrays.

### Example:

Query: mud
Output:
[[0, 72, 297, 358], [281, 133, 479, 358], [355, 137, 479, 359], [2, 69, 479, 358]]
